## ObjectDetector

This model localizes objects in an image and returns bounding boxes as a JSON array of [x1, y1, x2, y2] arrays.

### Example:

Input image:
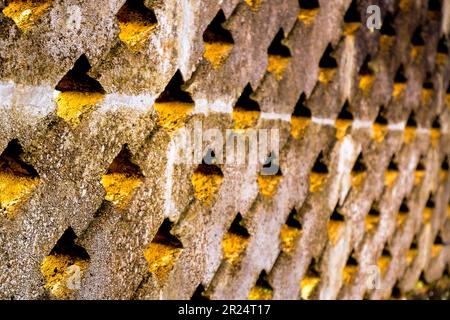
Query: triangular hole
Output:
[[330, 206, 345, 221], [203, 9, 234, 68], [56, 55, 104, 93], [352, 153, 367, 172], [228, 213, 250, 238], [0, 140, 38, 178], [359, 55, 374, 76], [292, 93, 312, 118], [423, 73, 434, 89], [191, 284, 209, 300], [144, 218, 183, 278], [437, 36, 449, 54], [432, 116, 440, 129], [41, 227, 90, 298], [235, 84, 260, 111], [428, 0, 441, 11], [286, 208, 302, 229], [411, 26, 425, 46], [394, 64, 407, 83], [203, 9, 233, 44], [388, 156, 399, 171], [312, 151, 328, 173], [102, 145, 143, 208], [380, 13, 396, 37], [268, 29, 291, 57], [249, 270, 273, 300], [337, 100, 353, 120], [116, 0, 157, 49], [399, 198, 409, 213], [441, 156, 449, 170], [344, 0, 360, 23], [346, 250, 358, 266], [375, 105, 388, 125], [407, 111, 417, 127], [299, 0, 320, 9], [319, 43, 337, 69], [156, 70, 193, 103]]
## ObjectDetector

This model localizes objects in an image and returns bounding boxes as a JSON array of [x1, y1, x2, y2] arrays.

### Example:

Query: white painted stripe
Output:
[[416, 127, 431, 135], [101, 93, 155, 111], [352, 119, 372, 129], [0, 82, 55, 115], [194, 98, 233, 114], [388, 122, 406, 131], [312, 117, 335, 126], [260, 112, 291, 122]]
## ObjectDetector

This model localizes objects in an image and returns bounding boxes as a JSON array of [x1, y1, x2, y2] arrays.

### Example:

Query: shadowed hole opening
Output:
[[235, 84, 260, 111], [407, 110, 417, 127], [286, 208, 302, 229], [387, 156, 399, 171], [380, 13, 396, 36], [441, 156, 449, 170], [394, 64, 407, 83], [375, 105, 388, 125], [191, 284, 209, 300], [329, 207, 344, 221], [426, 194, 435, 208], [337, 100, 353, 120], [312, 151, 328, 173], [49, 227, 89, 259], [55, 55, 105, 93], [428, 0, 441, 11], [156, 70, 193, 103], [438, 36, 449, 54], [319, 43, 337, 69], [346, 250, 358, 266], [228, 213, 250, 238], [344, 0, 360, 23], [299, 0, 319, 9], [432, 116, 440, 129], [0, 140, 38, 178], [292, 93, 312, 118], [268, 29, 291, 57], [359, 55, 374, 76], [249, 270, 273, 300], [117, 0, 157, 25], [423, 73, 434, 89], [399, 198, 410, 213], [352, 153, 367, 172], [411, 26, 425, 46], [203, 9, 233, 44]]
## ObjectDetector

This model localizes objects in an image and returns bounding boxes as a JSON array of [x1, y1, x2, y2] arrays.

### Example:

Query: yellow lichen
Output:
[[280, 224, 301, 254], [154, 102, 193, 133], [343, 265, 357, 284], [300, 277, 320, 300], [117, 3, 157, 50], [404, 126, 416, 144], [430, 128, 440, 147], [191, 168, 223, 205], [431, 244, 442, 258], [396, 213, 407, 228], [365, 214, 379, 233], [248, 285, 273, 300], [203, 42, 233, 69], [377, 255, 391, 277], [359, 75, 375, 95], [414, 170, 425, 186], [257, 175, 282, 198], [384, 170, 398, 187], [421, 88, 433, 106], [351, 172, 366, 188], [335, 119, 352, 141], [309, 172, 327, 193], [439, 170, 447, 182], [245, 0, 261, 11], [393, 83, 406, 99], [406, 249, 417, 265], [101, 173, 142, 209], [319, 68, 336, 84], [267, 55, 291, 80], [290, 116, 310, 139], [41, 254, 87, 299], [222, 233, 249, 266], [2, 0, 52, 32], [423, 208, 432, 223], [55, 92, 104, 127], [298, 9, 320, 25], [144, 242, 182, 280], [343, 22, 361, 36], [0, 172, 38, 218], [232, 108, 260, 130], [327, 220, 343, 245]]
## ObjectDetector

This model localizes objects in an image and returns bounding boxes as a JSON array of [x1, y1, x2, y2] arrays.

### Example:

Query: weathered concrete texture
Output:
[[0, 0, 449, 300]]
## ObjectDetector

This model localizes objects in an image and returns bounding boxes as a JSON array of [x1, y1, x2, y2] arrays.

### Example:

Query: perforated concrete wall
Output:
[[0, 0, 449, 300]]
